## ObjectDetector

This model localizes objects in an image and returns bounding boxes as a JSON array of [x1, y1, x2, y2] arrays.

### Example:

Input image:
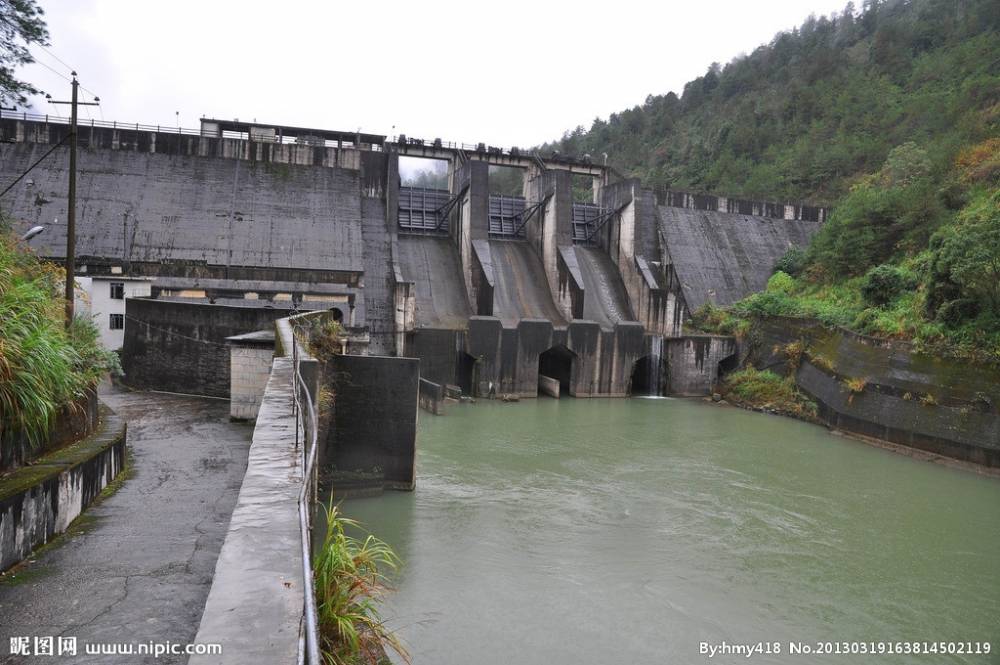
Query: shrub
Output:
[[774, 247, 807, 277], [843, 377, 867, 393], [807, 353, 835, 373], [860, 264, 913, 307], [766, 270, 797, 295], [776, 340, 805, 370], [314, 501, 409, 665]]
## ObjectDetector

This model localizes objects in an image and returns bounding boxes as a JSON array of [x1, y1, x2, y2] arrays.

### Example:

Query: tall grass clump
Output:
[[0, 230, 117, 456], [721, 367, 818, 420], [314, 501, 409, 665]]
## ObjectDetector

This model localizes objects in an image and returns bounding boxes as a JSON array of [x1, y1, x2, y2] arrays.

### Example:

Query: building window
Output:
[[109, 313, 124, 330], [110, 282, 125, 299]]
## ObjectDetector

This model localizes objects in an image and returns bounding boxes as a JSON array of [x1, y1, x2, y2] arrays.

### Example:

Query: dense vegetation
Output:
[[0, 227, 119, 458], [549, 0, 1000, 363], [546, 0, 998, 204]]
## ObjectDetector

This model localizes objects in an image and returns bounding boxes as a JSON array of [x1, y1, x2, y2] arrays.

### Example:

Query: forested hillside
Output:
[[549, 0, 997, 205], [550, 0, 1000, 362]]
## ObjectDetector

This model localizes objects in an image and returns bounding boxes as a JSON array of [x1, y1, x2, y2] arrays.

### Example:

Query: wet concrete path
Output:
[[0, 388, 251, 664]]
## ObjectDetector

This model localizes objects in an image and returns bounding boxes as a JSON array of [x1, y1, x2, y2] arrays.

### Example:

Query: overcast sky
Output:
[[21, 0, 848, 149]]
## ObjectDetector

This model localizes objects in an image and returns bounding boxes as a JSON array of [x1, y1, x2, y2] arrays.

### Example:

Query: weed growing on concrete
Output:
[[843, 377, 868, 393], [307, 318, 345, 362], [807, 353, 835, 373], [314, 500, 409, 665], [721, 367, 818, 420], [777, 340, 805, 370]]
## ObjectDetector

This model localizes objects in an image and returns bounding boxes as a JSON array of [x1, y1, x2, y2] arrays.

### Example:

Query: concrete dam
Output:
[[0, 115, 826, 398]]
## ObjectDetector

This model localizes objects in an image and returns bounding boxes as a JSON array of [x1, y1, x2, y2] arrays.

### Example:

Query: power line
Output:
[[29, 47, 102, 104], [0, 133, 71, 198], [34, 43, 74, 74], [122, 314, 243, 347], [32, 57, 72, 83]]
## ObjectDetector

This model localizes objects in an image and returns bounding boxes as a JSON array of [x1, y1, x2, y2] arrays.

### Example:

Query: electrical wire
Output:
[[0, 133, 71, 198]]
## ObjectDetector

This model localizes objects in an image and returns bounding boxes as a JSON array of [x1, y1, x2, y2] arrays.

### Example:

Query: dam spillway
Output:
[[0, 115, 825, 399]]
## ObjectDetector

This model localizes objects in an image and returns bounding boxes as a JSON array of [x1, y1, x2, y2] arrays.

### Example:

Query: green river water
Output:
[[341, 398, 1000, 664]]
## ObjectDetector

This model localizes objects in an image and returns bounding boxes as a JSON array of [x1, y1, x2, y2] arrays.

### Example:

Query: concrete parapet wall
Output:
[[0, 405, 126, 572], [190, 355, 305, 665], [0, 118, 368, 170]]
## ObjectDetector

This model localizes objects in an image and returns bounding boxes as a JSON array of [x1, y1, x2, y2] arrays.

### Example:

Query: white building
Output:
[[74, 275, 153, 350]]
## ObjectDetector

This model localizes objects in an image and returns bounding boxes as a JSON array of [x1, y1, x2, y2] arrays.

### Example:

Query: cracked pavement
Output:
[[0, 387, 251, 664]]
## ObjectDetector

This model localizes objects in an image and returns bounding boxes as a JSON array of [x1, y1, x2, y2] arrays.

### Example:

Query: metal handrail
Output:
[[291, 332, 321, 665], [1, 111, 384, 152]]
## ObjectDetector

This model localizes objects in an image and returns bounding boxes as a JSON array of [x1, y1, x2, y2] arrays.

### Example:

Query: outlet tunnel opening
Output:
[[456, 352, 477, 396], [538, 345, 575, 398], [630, 355, 668, 396]]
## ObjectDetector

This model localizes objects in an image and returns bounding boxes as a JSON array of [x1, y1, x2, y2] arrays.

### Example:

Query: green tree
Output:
[[930, 190, 1000, 316], [0, 0, 49, 106]]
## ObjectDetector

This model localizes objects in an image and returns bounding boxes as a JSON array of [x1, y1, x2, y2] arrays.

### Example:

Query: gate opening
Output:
[[399, 156, 451, 233], [488, 165, 528, 238]]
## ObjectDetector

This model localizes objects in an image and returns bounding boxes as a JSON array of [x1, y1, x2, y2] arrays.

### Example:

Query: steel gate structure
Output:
[[488, 194, 527, 237], [398, 186, 451, 233]]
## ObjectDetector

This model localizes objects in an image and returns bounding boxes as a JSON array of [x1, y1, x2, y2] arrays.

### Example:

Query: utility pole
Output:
[[49, 73, 99, 327]]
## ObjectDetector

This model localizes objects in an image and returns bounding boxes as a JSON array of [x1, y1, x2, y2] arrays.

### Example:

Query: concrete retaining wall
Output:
[[1, 387, 99, 473], [0, 405, 126, 571], [123, 298, 292, 397], [755, 317, 1000, 467]]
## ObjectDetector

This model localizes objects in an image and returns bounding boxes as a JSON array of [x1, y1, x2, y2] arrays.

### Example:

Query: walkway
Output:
[[0, 387, 251, 664]]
